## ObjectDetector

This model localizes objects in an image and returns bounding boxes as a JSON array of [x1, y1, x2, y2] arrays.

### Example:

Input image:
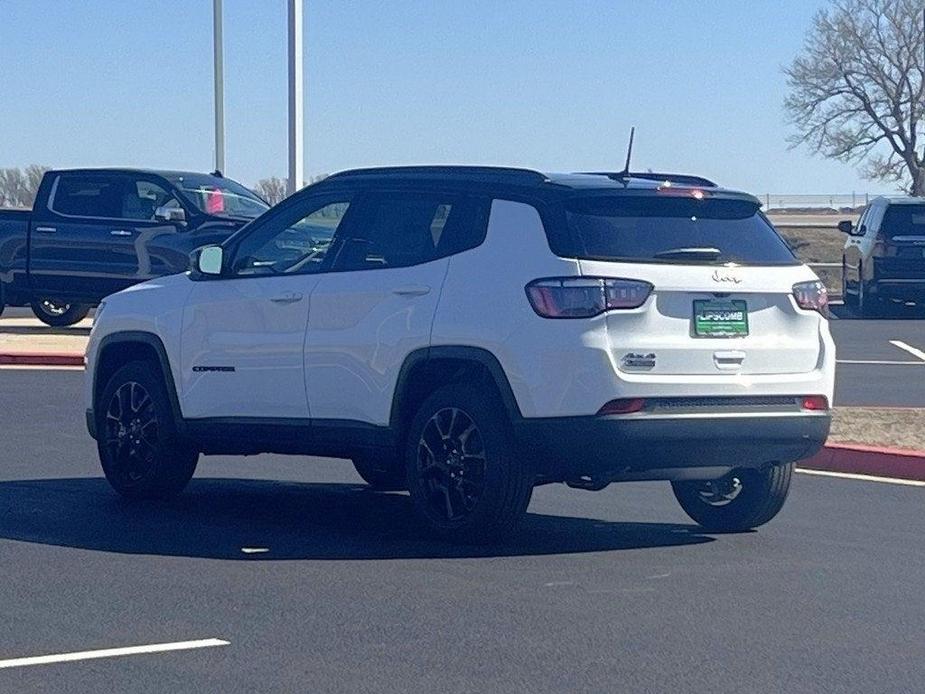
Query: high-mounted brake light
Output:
[[657, 184, 710, 199], [801, 395, 829, 411], [525, 277, 653, 318], [792, 280, 828, 313]]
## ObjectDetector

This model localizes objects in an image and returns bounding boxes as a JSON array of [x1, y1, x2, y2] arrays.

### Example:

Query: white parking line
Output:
[[836, 359, 925, 365], [0, 638, 229, 670], [796, 468, 925, 487], [890, 340, 925, 362]]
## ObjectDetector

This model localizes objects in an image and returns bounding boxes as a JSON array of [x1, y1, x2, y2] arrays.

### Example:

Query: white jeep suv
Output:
[[85, 166, 835, 542]]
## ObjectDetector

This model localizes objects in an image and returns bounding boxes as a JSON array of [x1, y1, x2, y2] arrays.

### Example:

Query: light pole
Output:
[[288, 0, 304, 195], [213, 0, 225, 173]]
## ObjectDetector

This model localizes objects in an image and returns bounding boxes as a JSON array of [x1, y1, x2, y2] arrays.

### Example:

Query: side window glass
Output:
[[51, 174, 123, 218], [865, 206, 883, 237], [231, 199, 351, 276], [122, 180, 179, 220], [336, 194, 485, 272]]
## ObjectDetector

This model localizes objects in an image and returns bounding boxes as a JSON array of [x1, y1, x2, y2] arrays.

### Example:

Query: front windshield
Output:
[[168, 174, 270, 219]]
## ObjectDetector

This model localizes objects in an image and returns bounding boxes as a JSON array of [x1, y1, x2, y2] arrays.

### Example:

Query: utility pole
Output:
[[287, 0, 304, 195], [213, 0, 225, 173]]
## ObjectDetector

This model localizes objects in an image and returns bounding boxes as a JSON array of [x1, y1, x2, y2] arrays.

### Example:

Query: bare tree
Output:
[[0, 165, 51, 208], [785, 0, 925, 194], [0, 168, 26, 207], [24, 165, 50, 206], [254, 177, 289, 205]]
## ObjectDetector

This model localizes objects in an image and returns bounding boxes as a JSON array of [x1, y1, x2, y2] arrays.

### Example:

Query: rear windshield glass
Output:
[[559, 195, 797, 265], [880, 205, 925, 239]]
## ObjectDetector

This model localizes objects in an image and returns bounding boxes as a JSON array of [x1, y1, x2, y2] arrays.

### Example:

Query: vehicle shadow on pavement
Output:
[[0, 477, 714, 559]]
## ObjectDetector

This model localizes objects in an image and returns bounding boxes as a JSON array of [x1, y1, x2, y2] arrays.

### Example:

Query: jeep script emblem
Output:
[[711, 269, 742, 284]]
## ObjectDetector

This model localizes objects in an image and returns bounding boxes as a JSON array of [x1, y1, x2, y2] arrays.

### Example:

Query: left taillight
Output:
[[525, 277, 653, 319], [792, 280, 828, 313]]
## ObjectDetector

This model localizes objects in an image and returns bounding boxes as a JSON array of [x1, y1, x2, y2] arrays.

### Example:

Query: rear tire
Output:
[[352, 454, 406, 491], [97, 361, 198, 500], [857, 268, 883, 317], [405, 383, 533, 544], [842, 259, 857, 308], [31, 299, 91, 327], [672, 463, 793, 532]]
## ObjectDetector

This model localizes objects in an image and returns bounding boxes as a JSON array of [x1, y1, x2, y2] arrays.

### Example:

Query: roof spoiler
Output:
[[577, 172, 718, 188], [327, 166, 549, 185]]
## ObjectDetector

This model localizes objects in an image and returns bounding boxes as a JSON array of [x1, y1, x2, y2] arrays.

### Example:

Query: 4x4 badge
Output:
[[711, 270, 742, 284]]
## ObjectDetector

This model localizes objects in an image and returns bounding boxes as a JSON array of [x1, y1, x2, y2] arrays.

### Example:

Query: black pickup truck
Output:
[[0, 168, 268, 325]]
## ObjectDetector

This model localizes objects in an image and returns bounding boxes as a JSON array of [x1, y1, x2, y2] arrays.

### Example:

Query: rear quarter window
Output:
[[550, 194, 798, 266]]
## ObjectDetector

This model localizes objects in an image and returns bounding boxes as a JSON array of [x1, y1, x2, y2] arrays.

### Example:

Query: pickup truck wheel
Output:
[[97, 361, 198, 500], [31, 299, 91, 327], [672, 463, 793, 532], [352, 454, 406, 491], [405, 384, 533, 543]]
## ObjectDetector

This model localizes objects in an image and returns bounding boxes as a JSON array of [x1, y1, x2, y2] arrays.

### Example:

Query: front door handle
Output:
[[110, 229, 133, 237], [392, 285, 431, 297], [270, 292, 304, 304]]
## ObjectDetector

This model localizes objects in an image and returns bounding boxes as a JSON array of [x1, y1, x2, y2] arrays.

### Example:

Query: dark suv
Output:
[[841, 196, 925, 315]]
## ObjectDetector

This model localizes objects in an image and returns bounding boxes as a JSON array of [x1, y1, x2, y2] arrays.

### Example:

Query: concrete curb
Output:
[[801, 442, 925, 482], [0, 352, 85, 367]]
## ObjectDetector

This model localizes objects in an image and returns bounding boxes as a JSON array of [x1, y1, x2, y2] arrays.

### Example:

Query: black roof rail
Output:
[[577, 171, 718, 188], [326, 166, 549, 185]]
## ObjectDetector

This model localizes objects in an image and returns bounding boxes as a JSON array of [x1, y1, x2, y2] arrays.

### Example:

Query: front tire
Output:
[[672, 463, 793, 532], [97, 361, 198, 500], [31, 299, 91, 327], [405, 384, 533, 543], [352, 454, 406, 491]]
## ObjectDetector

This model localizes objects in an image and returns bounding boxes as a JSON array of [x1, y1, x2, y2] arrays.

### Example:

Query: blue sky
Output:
[[0, 0, 898, 194]]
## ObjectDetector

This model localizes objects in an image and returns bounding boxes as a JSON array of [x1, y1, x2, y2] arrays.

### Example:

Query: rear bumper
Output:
[[514, 412, 831, 483], [871, 279, 925, 300]]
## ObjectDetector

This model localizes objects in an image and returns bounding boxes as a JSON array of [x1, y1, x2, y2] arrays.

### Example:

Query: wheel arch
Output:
[[93, 331, 184, 436], [390, 346, 523, 437]]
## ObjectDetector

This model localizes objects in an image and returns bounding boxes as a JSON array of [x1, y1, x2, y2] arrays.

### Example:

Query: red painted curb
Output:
[[0, 352, 85, 367], [801, 443, 925, 482]]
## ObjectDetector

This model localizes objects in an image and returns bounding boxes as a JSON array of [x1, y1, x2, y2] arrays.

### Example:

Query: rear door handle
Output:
[[270, 291, 303, 304], [34, 226, 57, 234], [110, 229, 133, 237], [392, 285, 431, 297]]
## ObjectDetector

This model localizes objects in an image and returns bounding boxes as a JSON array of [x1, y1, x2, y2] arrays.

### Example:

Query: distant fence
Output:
[[761, 193, 874, 211]]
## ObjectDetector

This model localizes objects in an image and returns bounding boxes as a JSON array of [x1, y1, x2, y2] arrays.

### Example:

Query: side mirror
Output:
[[837, 220, 853, 235], [194, 245, 224, 277], [155, 206, 187, 223]]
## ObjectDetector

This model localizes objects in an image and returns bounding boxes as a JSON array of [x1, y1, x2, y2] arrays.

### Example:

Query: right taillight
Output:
[[792, 280, 828, 313], [801, 395, 829, 411], [525, 277, 653, 319]]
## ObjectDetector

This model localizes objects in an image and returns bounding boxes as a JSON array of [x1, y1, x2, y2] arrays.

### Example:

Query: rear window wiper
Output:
[[653, 247, 722, 260]]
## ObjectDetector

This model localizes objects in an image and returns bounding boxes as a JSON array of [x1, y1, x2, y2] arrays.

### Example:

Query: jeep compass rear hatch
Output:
[[548, 192, 824, 376]]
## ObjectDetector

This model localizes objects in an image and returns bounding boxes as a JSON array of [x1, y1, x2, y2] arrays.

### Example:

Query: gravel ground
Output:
[[829, 407, 925, 452]]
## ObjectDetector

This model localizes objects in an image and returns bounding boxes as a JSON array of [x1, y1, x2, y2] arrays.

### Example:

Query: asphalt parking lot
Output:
[[1, 367, 925, 692], [828, 303, 925, 407]]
